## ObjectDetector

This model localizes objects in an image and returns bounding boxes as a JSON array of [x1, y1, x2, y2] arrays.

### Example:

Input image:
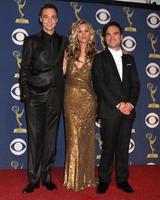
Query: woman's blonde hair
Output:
[[66, 20, 96, 60]]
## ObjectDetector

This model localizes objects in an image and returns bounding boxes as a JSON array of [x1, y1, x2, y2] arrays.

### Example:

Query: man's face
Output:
[[104, 26, 123, 50], [40, 8, 58, 34]]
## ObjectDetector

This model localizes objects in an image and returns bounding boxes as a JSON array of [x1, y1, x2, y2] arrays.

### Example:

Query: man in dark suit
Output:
[[92, 21, 140, 194], [19, 3, 67, 193]]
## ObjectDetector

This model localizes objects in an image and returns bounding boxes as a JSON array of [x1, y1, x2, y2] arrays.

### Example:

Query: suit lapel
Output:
[[53, 34, 66, 66], [122, 54, 128, 83]]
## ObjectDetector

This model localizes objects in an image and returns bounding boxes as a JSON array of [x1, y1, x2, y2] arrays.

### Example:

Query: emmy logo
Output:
[[95, 132, 102, 161], [12, 105, 27, 133], [11, 160, 19, 169], [70, 2, 82, 20], [14, 0, 29, 24], [13, 50, 22, 78], [146, 133, 158, 159], [11, 160, 23, 169], [123, 7, 136, 32], [147, 83, 160, 108], [148, 33, 160, 58], [96, 29, 105, 50]]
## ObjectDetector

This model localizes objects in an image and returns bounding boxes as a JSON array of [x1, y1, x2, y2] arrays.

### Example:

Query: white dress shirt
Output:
[[108, 47, 123, 81]]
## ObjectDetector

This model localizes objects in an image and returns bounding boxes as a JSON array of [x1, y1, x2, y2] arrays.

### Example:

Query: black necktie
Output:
[[49, 37, 54, 61]]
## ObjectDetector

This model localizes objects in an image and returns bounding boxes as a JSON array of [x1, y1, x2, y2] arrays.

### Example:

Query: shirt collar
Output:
[[108, 47, 122, 57], [42, 30, 56, 40]]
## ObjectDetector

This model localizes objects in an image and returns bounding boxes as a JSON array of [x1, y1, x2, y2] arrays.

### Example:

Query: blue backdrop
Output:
[[0, 0, 160, 169]]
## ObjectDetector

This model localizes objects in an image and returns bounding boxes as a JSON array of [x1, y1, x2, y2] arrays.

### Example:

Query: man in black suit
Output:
[[19, 3, 67, 193], [92, 21, 140, 194]]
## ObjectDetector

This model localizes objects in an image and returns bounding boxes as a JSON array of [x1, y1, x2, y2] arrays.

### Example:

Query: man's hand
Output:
[[118, 102, 134, 115]]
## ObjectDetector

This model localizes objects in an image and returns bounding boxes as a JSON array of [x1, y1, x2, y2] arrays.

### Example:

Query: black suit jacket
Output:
[[92, 48, 140, 119], [19, 31, 68, 106]]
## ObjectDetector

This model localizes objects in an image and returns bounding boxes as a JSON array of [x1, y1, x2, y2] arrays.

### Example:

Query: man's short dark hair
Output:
[[39, 3, 58, 17], [102, 21, 122, 38]]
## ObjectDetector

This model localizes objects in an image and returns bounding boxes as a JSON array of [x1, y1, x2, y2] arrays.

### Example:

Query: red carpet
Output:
[[0, 166, 159, 200]]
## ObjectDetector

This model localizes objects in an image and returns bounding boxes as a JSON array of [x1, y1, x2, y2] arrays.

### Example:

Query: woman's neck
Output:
[[79, 44, 87, 58]]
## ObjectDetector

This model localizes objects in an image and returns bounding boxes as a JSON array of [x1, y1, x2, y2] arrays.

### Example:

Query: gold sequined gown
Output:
[[64, 58, 96, 191]]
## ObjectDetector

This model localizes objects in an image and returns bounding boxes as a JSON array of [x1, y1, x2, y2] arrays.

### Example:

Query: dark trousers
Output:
[[99, 116, 133, 184], [25, 88, 60, 184]]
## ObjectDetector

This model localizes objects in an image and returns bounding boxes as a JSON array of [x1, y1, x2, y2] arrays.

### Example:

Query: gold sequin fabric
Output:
[[64, 58, 97, 191]]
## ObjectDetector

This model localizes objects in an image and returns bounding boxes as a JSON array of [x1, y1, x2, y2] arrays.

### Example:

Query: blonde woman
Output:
[[63, 20, 97, 191]]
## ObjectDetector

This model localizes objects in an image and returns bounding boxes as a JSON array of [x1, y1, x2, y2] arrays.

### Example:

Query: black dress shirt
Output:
[[42, 30, 58, 62]]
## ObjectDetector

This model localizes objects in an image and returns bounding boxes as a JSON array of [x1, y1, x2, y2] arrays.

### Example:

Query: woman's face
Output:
[[77, 23, 91, 44]]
